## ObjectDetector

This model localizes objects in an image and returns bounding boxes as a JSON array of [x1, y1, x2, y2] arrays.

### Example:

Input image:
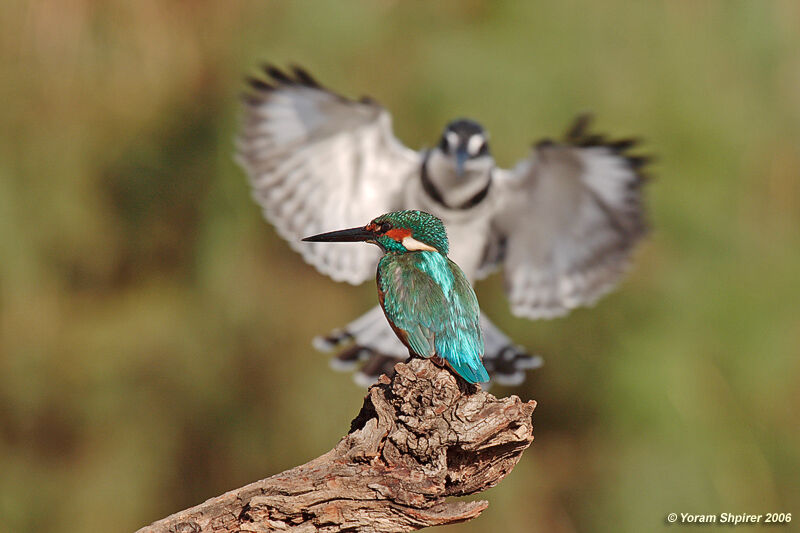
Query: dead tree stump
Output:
[[136, 358, 536, 533]]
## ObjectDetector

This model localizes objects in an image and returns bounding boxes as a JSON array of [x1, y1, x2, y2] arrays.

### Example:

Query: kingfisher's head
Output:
[[302, 210, 449, 255], [435, 118, 491, 177]]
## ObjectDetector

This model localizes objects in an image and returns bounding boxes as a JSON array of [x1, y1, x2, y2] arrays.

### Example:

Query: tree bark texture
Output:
[[136, 358, 536, 533]]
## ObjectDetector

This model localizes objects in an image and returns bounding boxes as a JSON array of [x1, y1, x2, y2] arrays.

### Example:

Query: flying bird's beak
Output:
[[302, 226, 374, 243], [455, 147, 469, 177]]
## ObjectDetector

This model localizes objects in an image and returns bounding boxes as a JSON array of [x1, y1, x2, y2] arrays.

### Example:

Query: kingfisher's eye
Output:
[[438, 135, 449, 153], [380, 222, 392, 233]]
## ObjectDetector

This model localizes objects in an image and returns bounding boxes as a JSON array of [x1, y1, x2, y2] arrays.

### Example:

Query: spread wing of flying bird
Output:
[[236, 65, 420, 284], [491, 115, 649, 319], [237, 64, 651, 386]]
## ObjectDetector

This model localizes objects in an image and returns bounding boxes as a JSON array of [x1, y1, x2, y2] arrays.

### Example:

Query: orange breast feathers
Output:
[[385, 228, 412, 241]]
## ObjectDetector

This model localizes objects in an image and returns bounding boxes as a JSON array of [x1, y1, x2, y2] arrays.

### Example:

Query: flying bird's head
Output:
[[436, 118, 491, 177], [303, 210, 449, 255], [424, 119, 495, 209]]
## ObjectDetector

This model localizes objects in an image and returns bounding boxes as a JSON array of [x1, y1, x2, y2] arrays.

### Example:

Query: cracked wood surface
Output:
[[135, 358, 536, 533]]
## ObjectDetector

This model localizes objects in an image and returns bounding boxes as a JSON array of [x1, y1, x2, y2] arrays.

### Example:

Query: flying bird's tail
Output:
[[314, 306, 543, 387]]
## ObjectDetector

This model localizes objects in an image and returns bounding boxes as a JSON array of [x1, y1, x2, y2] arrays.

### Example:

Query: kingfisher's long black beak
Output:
[[302, 226, 374, 243], [455, 147, 469, 177]]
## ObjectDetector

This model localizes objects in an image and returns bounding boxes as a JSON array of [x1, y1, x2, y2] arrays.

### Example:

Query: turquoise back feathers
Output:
[[303, 210, 490, 384]]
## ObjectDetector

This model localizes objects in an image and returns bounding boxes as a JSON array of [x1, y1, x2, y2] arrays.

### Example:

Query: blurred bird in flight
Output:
[[303, 210, 490, 385], [237, 65, 650, 386]]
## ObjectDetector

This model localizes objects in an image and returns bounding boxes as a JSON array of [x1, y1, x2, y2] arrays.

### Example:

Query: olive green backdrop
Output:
[[1, 2, 798, 532]]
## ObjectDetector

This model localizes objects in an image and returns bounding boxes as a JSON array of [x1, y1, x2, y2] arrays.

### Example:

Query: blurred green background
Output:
[[1, 1, 799, 532]]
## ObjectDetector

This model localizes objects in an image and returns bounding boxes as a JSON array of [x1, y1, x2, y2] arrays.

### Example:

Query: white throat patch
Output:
[[402, 236, 437, 252]]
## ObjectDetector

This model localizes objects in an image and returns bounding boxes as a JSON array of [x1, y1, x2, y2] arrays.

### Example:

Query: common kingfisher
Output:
[[240, 65, 650, 386], [303, 210, 490, 384]]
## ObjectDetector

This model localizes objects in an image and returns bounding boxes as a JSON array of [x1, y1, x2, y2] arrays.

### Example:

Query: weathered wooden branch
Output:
[[136, 358, 536, 533]]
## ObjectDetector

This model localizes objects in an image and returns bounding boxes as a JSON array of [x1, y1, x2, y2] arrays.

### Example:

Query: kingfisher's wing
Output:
[[237, 65, 420, 284], [490, 115, 650, 319], [438, 261, 490, 383], [378, 255, 488, 383]]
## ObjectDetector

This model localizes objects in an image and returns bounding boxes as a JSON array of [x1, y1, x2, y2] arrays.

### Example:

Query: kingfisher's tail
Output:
[[314, 306, 543, 387], [446, 355, 490, 384]]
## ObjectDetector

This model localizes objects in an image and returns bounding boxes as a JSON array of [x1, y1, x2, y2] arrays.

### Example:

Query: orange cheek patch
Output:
[[385, 228, 412, 241]]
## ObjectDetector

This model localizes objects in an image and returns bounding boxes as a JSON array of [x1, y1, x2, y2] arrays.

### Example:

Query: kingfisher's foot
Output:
[[430, 355, 446, 368], [424, 356, 481, 394]]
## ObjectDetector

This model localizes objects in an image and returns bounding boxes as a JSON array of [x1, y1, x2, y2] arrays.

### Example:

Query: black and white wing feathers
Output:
[[237, 65, 420, 284], [491, 115, 650, 319]]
